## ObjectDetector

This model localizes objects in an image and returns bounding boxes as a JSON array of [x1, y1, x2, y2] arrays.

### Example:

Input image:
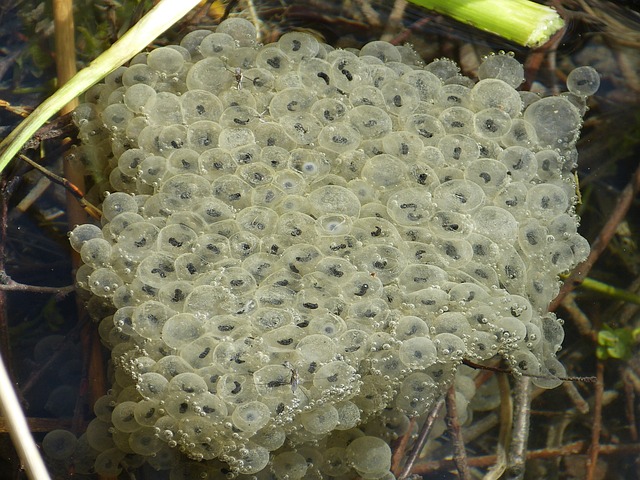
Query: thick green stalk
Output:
[[407, 0, 564, 47], [0, 0, 201, 175]]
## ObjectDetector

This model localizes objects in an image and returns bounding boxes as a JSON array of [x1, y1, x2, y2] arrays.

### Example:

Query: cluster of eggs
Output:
[[46, 16, 597, 479]]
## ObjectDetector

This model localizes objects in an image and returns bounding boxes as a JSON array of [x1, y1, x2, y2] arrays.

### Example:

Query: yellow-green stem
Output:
[[407, 0, 564, 47], [0, 0, 201, 175]]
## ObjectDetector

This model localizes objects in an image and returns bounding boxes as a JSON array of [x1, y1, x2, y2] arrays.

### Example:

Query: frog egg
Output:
[[533, 355, 566, 389], [216, 126, 254, 150], [358, 40, 400, 63], [308, 216, 349, 241], [176, 29, 210, 58], [384, 187, 432, 227], [524, 96, 582, 148], [216, 17, 257, 47], [494, 181, 528, 212], [127, 427, 162, 456], [180, 89, 224, 124], [256, 45, 292, 75], [321, 447, 350, 476], [94, 448, 125, 476], [72, 102, 98, 127], [122, 63, 159, 87], [312, 360, 358, 392], [147, 92, 183, 126], [434, 332, 466, 360], [115, 221, 159, 262], [425, 57, 460, 81], [346, 435, 393, 475], [470, 78, 522, 118], [473, 206, 518, 244], [102, 192, 138, 221], [160, 313, 203, 348], [69, 224, 104, 252], [161, 173, 212, 211], [131, 300, 174, 338], [186, 57, 233, 94], [348, 105, 392, 139], [186, 120, 222, 152], [401, 69, 443, 103], [136, 155, 166, 186], [402, 113, 445, 146], [432, 178, 485, 213], [198, 31, 236, 58], [439, 106, 475, 135], [297, 57, 333, 91], [474, 107, 512, 138], [435, 83, 470, 110], [43, 429, 77, 460], [477, 52, 524, 88], [398, 337, 437, 369], [394, 316, 428, 341], [541, 314, 565, 353], [85, 418, 115, 451], [428, 210, 473, 239], [233, 441, 270, 475], [527, 183, 570, 218], [80, 238, 112, 268], [437, 134, 480, 165], [146, 46, 186, 76], [381, 80, 420, 116], [300, 404, 340, 435], [231, 401, 271, 433], [510, 349, 541, 375], [348, 85, 385, 108], [272, 451, 308, 480], [307, 185, 361, 218], [99, 103, 132, 134], [317, 123, 362, 153], [326, 51, 366, 93], [381, 131, 423, 160], [396, 264, 448, 293], [270, 87, 315, 118], [277, 112, 321, 145], [567, 66, 600, 96], [397, 372, 437, 414], [467, 331, 499, 360], [110, 401, 141, 433], [89, 268, 123, 297]]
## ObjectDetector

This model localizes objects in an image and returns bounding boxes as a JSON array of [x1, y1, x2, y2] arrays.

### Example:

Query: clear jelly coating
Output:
[[65, 16, 594, 479]]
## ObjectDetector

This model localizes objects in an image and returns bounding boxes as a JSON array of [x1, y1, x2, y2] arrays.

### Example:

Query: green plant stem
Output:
[[0, 0, 202, 176], [579, 277, 640, 305], [406, 0, 564, 47]]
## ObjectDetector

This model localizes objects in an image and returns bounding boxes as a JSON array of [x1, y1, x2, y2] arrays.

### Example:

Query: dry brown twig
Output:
[[445, 385, 472, 479]]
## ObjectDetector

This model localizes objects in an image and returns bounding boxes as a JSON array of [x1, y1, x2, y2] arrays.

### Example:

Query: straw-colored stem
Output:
[[0, 354, 52, 480], [407, 0, 564, 47], [0, 0, 202, 175]]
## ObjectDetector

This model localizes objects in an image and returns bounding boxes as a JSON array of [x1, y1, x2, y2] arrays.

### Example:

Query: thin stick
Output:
[[484, 373, 511, 480], [505, 376, 531, 480], [445, 385, 471, 480], [0, 353, 52, 480], [391, 417, 416, 475], [411, 441, 640, 473], [586, 361, 604, 480], [19, 154, 102, 220], [462, 358, 597, 383], [398, 396, 445, 479], [623, 368, 638, 442]]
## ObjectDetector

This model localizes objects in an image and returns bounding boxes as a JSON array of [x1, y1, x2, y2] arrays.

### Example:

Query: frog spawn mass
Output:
[[54, 16, 596, 479]]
